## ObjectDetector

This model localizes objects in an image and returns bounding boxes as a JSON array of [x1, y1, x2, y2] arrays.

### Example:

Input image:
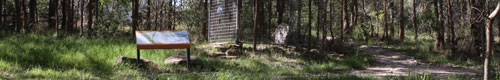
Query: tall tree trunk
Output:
[[160, 1, 164, 30], [390, 1, 395, 38], [14, 0, 24, 33], [70, 0, 75, 33], [375, 0, 380, 38], [80, 0, 85, 35], [156, 0, 160, 30], [485, 1, 500, 79], [147, 0, 151, 30], [267, 0, 272, 42], [253, 0, 259, 52], [0, 0, 3, 28], [257, 0, 264, 44], [94, 0, 99, 27], [383, 0, 388, 39], [297, 0, 302, 43], [434, 0, 444, 50], [132, 0, 139, 34], [413, 0, 418, 40], [201, 0, 208, 40], [49, 0, 58, 30], [329, 0, 335, 39], [172, 0, 176, 30], [61, 0, 67, 33], [322, 0, 327, 52], [167, 0, 172, 30], [348, 0, 357, 34], [22, 0, 28, 33], [277, 0, 283, 24], [447, 0, 456, 53], [307, 0, 313, 52], [360, 0, 369, 39], [470, 0, 485, 54], [341, 0, 348, 53], [316, 0, 321, 42], [87, 0, 95, 36], [399, 0, 405, 40], [55, 0, 59, 35], [29, 0, 37, 28]]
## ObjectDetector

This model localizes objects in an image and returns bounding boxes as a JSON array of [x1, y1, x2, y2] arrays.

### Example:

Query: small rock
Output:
[[164, 54, 198, 64], [214, 45, 230, 52], [226, 45, 241, 56]]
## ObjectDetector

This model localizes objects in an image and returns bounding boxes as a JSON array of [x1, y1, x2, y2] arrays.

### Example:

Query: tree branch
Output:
[[488, 0, 500, 19]]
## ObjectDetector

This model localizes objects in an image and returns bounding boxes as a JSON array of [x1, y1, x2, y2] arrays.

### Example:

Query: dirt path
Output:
[[349, 45, 480, 77]]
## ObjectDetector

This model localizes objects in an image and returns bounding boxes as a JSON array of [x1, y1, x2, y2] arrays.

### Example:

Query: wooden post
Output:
[[187, 48, 191, 70], [137, 49, 140, 65]]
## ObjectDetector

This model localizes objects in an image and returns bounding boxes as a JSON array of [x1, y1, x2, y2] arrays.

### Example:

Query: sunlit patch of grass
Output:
[[303, 62, 343, 73], [303, 49, 375, 73], [14, 68, 99, 79], [0, 60, 21, 78]]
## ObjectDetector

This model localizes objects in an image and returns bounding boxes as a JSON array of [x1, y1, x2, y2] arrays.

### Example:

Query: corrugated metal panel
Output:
[[208, 0, 239, 43]]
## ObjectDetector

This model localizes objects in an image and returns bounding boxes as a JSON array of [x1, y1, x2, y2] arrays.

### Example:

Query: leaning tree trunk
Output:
[[485, 1, 500, 80]]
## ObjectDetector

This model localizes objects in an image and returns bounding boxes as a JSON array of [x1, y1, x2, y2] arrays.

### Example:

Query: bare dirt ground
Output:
[[349, 45, 480, 77]]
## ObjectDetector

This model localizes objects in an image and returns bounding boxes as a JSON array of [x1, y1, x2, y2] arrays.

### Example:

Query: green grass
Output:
[[1, 32, 487, 79], [0, 33, 377, 79]]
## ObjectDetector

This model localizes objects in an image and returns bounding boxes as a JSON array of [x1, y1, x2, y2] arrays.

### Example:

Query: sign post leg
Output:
[[187, 48, 191, 70], [137, 49, 141, 65]]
